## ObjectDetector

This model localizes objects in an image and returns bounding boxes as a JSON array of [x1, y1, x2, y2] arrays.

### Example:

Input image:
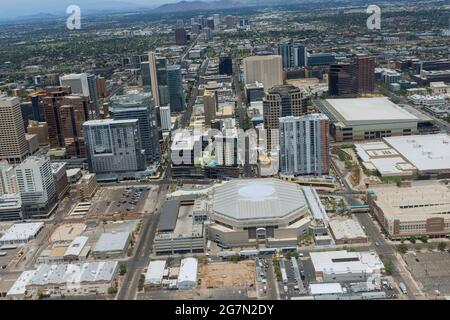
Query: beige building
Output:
[[27, 121, 49, 146], [367, 182, 450, 239], [203, 90, 217, 126], [0, 96, 29, 164], [26, 134, 39, 154], [75, 173, 99, 201], [0, 160, 18, 195], [243, 55, 283, 91]]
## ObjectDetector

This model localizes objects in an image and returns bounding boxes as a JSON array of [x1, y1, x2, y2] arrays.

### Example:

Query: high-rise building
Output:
[[0, 96, 29, 164], [278, 42, 292, 69], [207, 17, 215, 30], [0, 160, 18, 195], [148, 52, 160, 106], [356, 54, 375, 94], [148, 52, 169, 107], [279, 114, 330, 176], [59, 96, 91, 158], [328, 64, 358, 97], [307, 53, 336, 67], [141, 62, 152, 87], [293, 43, 308, 68], [109, 92, 161, 163], [96, 76, 108, 98], [175, 27, 188, 45], [160, 106, 171, 131], [167, 65, 185, 113], [224, 15, 235, 29], [213, 14, 220, 30], [245, 82, 265, 104], [16, 156, 57, 219], [243, 55, 283, 91], [27, 121, 49, 146], [60, 73, 99, 117], [41, 86, 71, 148], [83, 119, 146, 174], [263, 85, 308, 152], [204, 90, 217, 126], [219, 55, 233, 75]]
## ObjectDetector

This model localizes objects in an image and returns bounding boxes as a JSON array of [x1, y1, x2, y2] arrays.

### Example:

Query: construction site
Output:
[[198, 261, 256, 289]]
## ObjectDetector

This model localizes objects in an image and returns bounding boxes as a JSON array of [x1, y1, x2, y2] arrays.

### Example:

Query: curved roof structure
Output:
[[212, 179, 307, 221]]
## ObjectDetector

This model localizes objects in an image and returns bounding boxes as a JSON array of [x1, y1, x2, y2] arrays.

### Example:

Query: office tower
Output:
[[148, 52, 169, 107], [167, 65, 185, 112], [83, 119, 146, 174], [219, 54, 233, 75], [307, 53, 336, 67], [293, 43, 308, 68], [16, 156, 57, 218], [60, 73, 90, 96], [263, 85, 307, 152], [278, 42, 292, 69], [0, 160, 18, 195], [20, 102, 34, 130], [207, 17, 215, 30], [192, 23, 200, 34], [96, 76, 108, 98], [176, 19, 184, 28], [356, 54, 375, 93], [60, 73, 99, 117], [29, 92, 45, 122], [328, 64, 358, 97], [141, 62, 152, 87], [279, 114, 330, 176], [203, 27, 212, 39], [0, 96, 29, 164], [203, 90, 217, 126], [51, 162, 69, 200], [175, 27, 188, 45], [215, 129, 238, 166], [245, 82, 265, 104], [190, 17, 197, 25], [225, 15, 235, 29], [109, 92, 160, 163], [198, 15, 207, 28], [59, 96, 91, 158], [243, 55, 283, 91], [213, 14, 220, 29], [148, 52, 160, 106], [160, 106, 171, 131], [27, 121, 49, 146]]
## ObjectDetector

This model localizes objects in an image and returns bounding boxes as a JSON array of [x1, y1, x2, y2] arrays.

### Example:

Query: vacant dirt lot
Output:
[[199, 261, 255, 289]]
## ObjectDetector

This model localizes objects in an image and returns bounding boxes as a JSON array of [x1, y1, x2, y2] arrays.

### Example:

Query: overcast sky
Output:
[[0, 0, 190, 19]]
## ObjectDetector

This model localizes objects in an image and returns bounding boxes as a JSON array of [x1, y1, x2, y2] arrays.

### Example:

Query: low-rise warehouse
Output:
[[92, 232, 131, 258], [144, 260, 167, 290], [178, 257, 198, 290], [0, 222, 44, 246], [328, 219, 368, 244], [310, 250, 384, 282]]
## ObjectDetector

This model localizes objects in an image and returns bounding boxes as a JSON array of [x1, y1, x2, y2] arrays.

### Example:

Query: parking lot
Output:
[[404, 251, 450, 297], [90, 186, 153, 218]]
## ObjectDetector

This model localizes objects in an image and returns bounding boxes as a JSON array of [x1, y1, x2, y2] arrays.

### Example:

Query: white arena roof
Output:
[[212, 179, 307, 221], [325, 97, 418, 125], [384, 134, 450, 172]]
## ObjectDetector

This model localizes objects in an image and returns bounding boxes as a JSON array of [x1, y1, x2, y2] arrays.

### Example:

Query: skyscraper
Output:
[[41, 86, 71, 148], [213, 14, 220, 30], [175, 27, 188, 45], [263, 85, 308, 152], [356, 54, 375, 94], [0, 160, 18, 195], [148, 52, 169, 107], [59, 96, 92, 158], [219, 55, 233, 75], [293, 43, 308, 68], [207, 17, 215, 30], [167, 65, 185, 112], [148, 52, 160, 106], [109, 92, 160, 163], [0, 96, 29, 164], [328, 63, 358, 97], [279, 114, 330, 176], [278, 42, 292, 69], [16, 156, 57, 218], [141, 62, 152, 87], [225, 15, 235, 29], [160, 106, 171, 131], [243, 55, 283, 91], [60, 73, 100, 117], [83, 119, 146, 174]]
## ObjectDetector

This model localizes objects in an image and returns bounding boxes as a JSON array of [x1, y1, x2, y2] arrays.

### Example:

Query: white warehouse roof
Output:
[[309, 283, 343, 296], [0, 222, 44, 243], [93, 232, 130, 253], [64, 236, 89, 257], [145, 260, 166, 286], [310, 250, 384, 275], [177, 257, 198, 285]]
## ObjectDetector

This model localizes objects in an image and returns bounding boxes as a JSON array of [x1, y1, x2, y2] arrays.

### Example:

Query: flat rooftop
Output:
[[328, 219, 367, 240], [93, 232, 130, 253], [0, 222, 44, 243], [322, 97, 418, 126], [310, 250, 384, 275], [369, 182, 450, 222], [384, 134, 450, 172]]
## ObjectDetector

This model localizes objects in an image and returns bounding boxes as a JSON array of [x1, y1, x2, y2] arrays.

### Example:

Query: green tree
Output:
[[108, 286, 118, 295], [419, 235, 428, 243], [397, 243, 408, 254], [414, 243, 422, 252], [119, 262, 127, 276], [409, 236, 416, 244], [438, 242, 447, 252], [382, 257, 394, 275]]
